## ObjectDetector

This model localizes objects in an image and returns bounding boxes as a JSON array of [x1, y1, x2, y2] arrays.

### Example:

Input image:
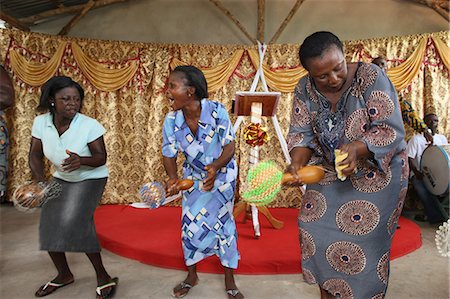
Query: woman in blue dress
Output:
[[162, 66, 243, 299], [286, 32, 408, 298]]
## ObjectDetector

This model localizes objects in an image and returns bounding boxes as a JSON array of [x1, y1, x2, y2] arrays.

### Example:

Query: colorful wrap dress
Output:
[[162, 99, 240, 269], [287, 63, 409, 299]]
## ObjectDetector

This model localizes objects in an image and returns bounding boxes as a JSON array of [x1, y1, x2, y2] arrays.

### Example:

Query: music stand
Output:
[[234, 91, 280, 117], [232, 91, 284, 237]]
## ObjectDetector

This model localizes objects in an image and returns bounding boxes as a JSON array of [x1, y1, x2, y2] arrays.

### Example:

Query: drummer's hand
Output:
[[203, 164, 218, 192], [424, 130, 433, 144], [413, 169, 424, 180], [166, 178, 179, 197], [337, 143, 359, 177], [284, 162, 304, 186], [61, 150, 81, 172]]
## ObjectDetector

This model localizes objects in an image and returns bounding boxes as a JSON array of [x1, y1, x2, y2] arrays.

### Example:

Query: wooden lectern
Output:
[[233, 91, 284, 238]]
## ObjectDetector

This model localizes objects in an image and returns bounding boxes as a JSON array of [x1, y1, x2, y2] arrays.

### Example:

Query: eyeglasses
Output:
[[54, 96, 80, 104]]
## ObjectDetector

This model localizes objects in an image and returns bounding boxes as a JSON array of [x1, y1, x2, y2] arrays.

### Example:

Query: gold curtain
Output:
[[1, 28, 448, 207], [247, 49, 308, 92], [432, 36, 450, 72], [386, 37, 427, 91], [9, 41, 67, 86], [169, 49, 245, 92], [71, 42, 139, 92]]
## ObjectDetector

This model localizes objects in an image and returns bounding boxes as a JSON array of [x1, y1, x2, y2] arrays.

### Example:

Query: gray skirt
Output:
[[39, 177, 107, 253]]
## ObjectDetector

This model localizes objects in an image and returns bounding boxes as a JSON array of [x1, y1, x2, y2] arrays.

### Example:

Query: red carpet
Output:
[[94, 205, 422, 274]]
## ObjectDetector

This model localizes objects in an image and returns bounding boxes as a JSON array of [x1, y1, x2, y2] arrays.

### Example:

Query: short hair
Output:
[[38, 76, 84, 113], [424, 113, 437, 121], [299, 31, 344, 71], [372, 57, 385, 65], [172, 65, 208, 100]]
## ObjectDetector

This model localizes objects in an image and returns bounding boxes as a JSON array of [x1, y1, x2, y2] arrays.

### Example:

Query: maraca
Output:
[[12, 180, 62, 213], [281, 165, 325, 184], [139, 179, 194, 209], [242, 161, 324, 206]]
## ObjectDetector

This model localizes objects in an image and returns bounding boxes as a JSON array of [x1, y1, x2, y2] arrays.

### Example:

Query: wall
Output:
[[31, 0, 448, 45]]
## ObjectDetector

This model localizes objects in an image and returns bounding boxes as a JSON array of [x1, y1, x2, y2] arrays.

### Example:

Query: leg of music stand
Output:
[[233, 201, 247, 221], [257, 206, 284, 229], [251, 204, 261, 238]]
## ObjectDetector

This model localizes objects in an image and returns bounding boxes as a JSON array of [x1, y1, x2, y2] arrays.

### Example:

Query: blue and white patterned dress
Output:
[[162, 99, 240, 269], [287, 63, 409, 299]]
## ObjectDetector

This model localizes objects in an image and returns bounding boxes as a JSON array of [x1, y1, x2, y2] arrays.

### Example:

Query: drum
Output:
[[420, 145, 450, 196]]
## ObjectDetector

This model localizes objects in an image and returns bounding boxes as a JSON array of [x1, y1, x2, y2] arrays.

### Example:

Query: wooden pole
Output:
[[269, 0, 305, 44], [409, 0, 449, 21], [49, 0, 65, 8], [208, 0, 257, 44], [19, 0, 128, 26], [257, 0, 265, 42], [0, 11, 30, 31], [58, 0, 96, 35]]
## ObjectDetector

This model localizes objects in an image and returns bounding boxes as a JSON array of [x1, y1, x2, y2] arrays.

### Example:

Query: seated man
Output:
[[407, 112, 448, 224]]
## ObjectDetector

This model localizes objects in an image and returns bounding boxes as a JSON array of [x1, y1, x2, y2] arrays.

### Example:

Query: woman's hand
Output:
[[166, 178, 179, 197], [61, 150, 81, 172], [337, 141, 367, 176], [203, 164, 218, 191], [284, 162, 304, 186]]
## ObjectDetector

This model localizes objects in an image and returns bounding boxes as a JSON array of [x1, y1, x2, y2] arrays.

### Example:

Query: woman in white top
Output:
[[29, 76, 118, 298]]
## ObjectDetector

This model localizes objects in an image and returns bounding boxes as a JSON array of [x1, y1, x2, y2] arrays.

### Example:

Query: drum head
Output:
[[420, 145, 450, 196]]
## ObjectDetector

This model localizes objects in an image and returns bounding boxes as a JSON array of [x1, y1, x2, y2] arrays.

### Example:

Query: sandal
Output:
[[172, 280, 198, 298], [35, 280, 74, 297], [226, 289, 244, 298], [96, 277, 119, 299]]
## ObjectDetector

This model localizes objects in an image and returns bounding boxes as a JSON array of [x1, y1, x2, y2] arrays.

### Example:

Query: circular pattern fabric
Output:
[[318, 165, 337, 186], [399, 151, 409, 182], [350, 63, 377, 99], [302, 268, 317, 284], [377, 252, 389, 284], [305, 79, 319, 103], [336, 200, 380, 235], [322, 278, 354, 299], [350, 167, 392, 193], [367, 90, 394, 121], [299, 228, 316, 260], [371, 293, 385, 299], [345, 109, 369, 142], [364, 124, 397, 147], [326, 241, 367, 275], [387, 188, 406, 236], [291, 98, 311, 127], [299, 190, 327, 222], [286, 132, 304, 153]]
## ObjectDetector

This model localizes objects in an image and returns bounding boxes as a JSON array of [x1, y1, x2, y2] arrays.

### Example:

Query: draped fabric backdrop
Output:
[[1, 28, 448, 207]]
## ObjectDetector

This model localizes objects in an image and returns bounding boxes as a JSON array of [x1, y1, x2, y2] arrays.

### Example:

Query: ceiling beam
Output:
[[208, 0, 257, 44], [0, 11, 30, 31], [49, 0, 66, 8], [257, 0, 265, 43], [409, 0, 449, 21], [58, 0, 96, 35], [269, 0, 305, 44], [19, 0, 128, 26]]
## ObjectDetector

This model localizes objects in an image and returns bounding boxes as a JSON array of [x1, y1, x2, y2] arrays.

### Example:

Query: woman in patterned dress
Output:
[[162, 66, 244, 299], [286, 32, 408, 299]]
